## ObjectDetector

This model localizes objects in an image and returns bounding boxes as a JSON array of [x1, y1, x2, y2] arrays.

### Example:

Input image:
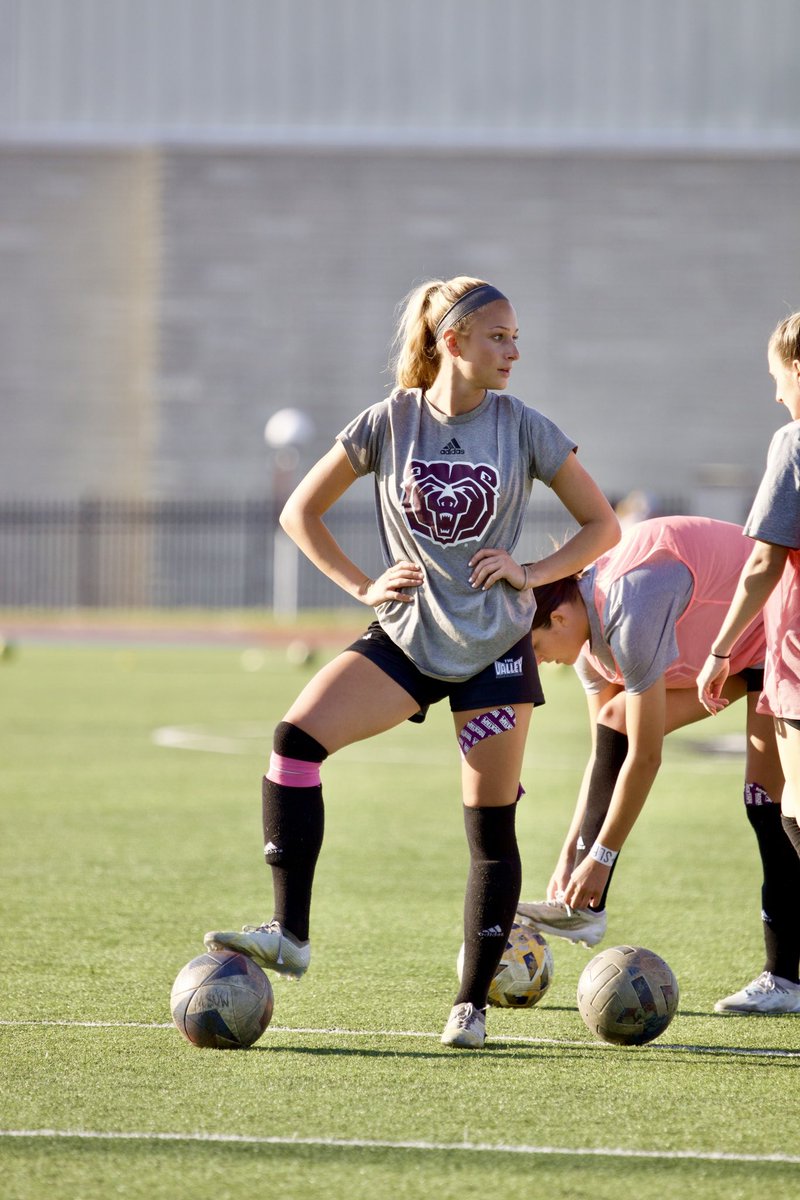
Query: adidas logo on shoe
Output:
[[203, 920, 311, 978], [440, 438, 464, 455]]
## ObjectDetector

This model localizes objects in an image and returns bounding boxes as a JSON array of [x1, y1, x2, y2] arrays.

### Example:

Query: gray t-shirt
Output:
[[337, 388, 576, 681], [743, 420, 800, 550], [575, 558, 694, 695]]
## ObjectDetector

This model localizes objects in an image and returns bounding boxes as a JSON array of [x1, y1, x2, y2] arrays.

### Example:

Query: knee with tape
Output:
[[269, 721, 328, 788]]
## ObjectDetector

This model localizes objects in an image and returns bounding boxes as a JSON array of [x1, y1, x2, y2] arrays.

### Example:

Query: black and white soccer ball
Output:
[[171, 950, 274, 1049], [577, 944, 679, 1045], [457, 922, 554, 1008]]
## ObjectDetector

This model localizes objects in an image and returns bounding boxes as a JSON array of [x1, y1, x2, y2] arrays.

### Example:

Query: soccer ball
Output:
[[171, 950, 274, 1049], [457, 922, 554, 1008], [577, 945, 679, 1046]]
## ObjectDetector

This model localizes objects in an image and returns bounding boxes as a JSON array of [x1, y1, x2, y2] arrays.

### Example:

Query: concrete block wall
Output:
[[2, 146, 798, 521]]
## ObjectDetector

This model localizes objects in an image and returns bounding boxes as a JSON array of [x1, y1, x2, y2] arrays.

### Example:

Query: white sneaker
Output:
[[714, 971, 800, 1015], [203, 920, 310, 978], [441, 1002, 486, 1049], [515, 899, 607, 948]]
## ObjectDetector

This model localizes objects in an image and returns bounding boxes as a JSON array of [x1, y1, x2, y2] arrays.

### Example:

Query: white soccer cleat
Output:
[[440, 1002, 486, 1049], [203, 920, 310, 979], [515, 899, 607, 948], [714, 971, 800, 1015]]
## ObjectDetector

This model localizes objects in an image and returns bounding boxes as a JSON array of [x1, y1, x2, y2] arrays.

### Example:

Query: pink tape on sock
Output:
[[268, 752, 322, 788]]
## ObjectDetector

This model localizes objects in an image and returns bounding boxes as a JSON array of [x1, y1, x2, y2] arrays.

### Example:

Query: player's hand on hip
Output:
[[365, 561, 423, 606], [696, 655, 731, 715], [469, 547, 526, 591]]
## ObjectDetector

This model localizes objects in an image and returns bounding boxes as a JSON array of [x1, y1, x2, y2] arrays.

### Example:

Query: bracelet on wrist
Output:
[[589, 842, 618, 867], [711, 651, 731, 659]]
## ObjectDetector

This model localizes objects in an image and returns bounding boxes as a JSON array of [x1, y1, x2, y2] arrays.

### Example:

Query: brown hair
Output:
[[768, 312, 800, 364], [391, 276, 489, 391], [531, 575, 582, 630]]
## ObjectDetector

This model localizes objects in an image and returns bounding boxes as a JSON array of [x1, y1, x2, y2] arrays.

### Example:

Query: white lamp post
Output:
[[264, 408, 315, 617]]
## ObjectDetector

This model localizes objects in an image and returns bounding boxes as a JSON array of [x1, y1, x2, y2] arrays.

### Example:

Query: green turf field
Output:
[[2, 628, 799, 1199]]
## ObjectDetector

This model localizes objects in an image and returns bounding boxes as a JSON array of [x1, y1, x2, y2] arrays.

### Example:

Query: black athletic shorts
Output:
[[737, 667, 799, 723], [346, 620, 545, 723], [738, 666, 765, 694]]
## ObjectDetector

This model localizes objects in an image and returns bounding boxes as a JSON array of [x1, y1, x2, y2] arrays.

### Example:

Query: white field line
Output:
[[150, 724, 741, 773], [2, 1018, 798, 1059], [0, 1127, 797, 1165]]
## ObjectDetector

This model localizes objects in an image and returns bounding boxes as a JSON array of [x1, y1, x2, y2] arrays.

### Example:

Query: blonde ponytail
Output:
[[391, 276, 488, 390]]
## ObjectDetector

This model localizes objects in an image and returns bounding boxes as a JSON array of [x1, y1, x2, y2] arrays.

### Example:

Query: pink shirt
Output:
[[758, 551, 800, 718], [581, 516, 766, 691]]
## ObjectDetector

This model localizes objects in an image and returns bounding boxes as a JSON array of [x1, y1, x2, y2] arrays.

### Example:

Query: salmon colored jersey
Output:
[[581, 515, 767, 692], [759, 550, 800, 718]]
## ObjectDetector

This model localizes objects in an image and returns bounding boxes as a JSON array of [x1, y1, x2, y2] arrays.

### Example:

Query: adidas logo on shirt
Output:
[[440, 437, 464, 455]]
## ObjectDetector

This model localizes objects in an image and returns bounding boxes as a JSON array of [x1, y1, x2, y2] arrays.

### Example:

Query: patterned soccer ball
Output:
[[457, 922, 554, 1008], [171, 950, 274, 1049], [577, 945, 679, 1045]]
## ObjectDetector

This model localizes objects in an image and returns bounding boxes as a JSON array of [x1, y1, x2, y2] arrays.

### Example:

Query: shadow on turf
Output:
[[251, 1029, 800, 1063], [250, 1043, 588, 1060], [249, 1043, 799, 1064], [544, 1002, 800, 1020]]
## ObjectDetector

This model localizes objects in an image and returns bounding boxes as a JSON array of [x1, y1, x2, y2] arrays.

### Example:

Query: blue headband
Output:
[[433, 284, 508, 342]]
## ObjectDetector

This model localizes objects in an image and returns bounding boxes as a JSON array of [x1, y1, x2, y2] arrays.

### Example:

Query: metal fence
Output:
[[0, 498, 592, 610]]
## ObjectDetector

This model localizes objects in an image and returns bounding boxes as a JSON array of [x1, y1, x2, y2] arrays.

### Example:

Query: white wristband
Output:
[[590, 842, 618, 866]]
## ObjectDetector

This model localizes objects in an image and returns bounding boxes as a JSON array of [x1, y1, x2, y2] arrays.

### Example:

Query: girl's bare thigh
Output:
[[283, 650, 421, 754]]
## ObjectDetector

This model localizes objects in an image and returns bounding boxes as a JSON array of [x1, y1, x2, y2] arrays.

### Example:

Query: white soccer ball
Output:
[[171, 950, 274, 1049], [577, 944, 679, 1045]]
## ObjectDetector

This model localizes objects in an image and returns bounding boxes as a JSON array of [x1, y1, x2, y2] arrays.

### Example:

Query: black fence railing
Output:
[[0, 497, 593, 610]]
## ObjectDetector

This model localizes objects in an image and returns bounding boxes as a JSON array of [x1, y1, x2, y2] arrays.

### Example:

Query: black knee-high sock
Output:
[[456, 803, 521, 1008], [781, 813, 800, 861], [572, 724, 629, 912], [745, 787, 800, 983], [263, 723, 327, 942]]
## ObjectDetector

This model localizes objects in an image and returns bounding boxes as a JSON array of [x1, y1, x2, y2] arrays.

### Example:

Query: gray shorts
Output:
[[346, 620, 545, 724]]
